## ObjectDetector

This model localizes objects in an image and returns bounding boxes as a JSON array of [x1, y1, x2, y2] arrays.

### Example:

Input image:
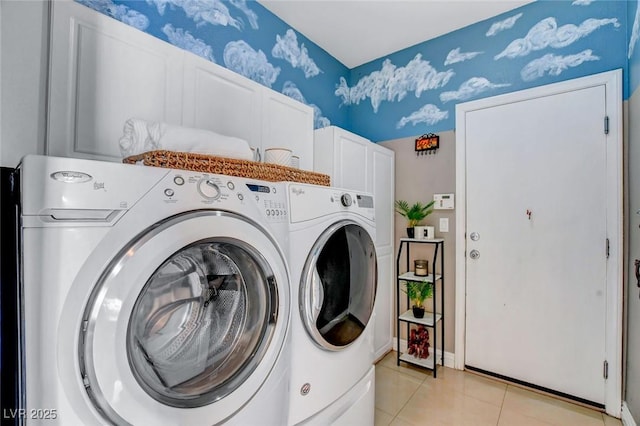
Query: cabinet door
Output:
[[374, 249, 394, 360], [371, 145, 394, 248], [335, 131, 369, 191], [261, 90, 313, 170], [47, 1, 183, 161], [182, 53, 262, 151]]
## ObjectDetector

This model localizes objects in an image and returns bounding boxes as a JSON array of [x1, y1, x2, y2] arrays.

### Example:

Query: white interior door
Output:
[[462, 78, 618, 406]]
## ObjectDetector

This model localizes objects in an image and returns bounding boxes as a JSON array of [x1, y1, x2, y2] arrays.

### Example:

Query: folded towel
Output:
[[119, 118, 254, 161]]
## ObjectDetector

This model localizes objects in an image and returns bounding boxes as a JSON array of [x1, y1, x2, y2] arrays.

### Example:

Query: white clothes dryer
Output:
[[17, 155, 291, 425], [286, 183, 377, 425]]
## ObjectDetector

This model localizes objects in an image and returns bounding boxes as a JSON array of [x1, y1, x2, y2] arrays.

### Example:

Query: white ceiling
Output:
[[258, 0, 533, 68]]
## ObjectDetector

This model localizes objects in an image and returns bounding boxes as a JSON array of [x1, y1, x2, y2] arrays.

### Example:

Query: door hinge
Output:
[[604, 360, 609, 379], [606, 238, 610, 259], [604, 116, 609, 135]]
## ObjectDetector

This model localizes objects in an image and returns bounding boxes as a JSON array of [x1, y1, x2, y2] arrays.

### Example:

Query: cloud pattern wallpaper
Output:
[[77, 0, 634, 143], [348, 0, 630, 141]]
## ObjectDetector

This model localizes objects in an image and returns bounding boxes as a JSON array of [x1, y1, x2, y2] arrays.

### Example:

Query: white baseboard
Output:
[[393, 338, 455, 368], [622, 402, 637, 426]]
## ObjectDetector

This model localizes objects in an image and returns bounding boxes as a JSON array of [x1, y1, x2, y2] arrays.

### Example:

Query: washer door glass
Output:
[[300, 221, 377, 350], [78, 211, 287, 424], [128, 239, 274, 407]]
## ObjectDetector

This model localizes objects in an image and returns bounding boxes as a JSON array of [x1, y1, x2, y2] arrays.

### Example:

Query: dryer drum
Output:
[[301, 221, 377, 351]]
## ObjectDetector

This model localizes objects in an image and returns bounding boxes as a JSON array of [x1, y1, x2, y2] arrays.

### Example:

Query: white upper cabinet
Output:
[[314, 127, 395, 229], [314, 126, 370, 192], [47, 1, 313, 166], [371, 147, 394, 249], [48, 1, 183, 161], [182, 53, 262, 152], [261, 90, 314, 171]]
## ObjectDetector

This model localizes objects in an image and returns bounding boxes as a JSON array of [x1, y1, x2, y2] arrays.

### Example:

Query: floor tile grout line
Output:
[[374, 362, 428, 424], [495, 382, 509, 426], [391, 373, 427, 425], [376, 362, 429, 383]]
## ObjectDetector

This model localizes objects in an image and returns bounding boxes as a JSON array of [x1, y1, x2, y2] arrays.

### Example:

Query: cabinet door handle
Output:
[[635, 259, 640, 288]]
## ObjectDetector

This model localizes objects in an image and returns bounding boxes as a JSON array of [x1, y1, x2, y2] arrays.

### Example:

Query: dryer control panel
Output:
[[288, 183, 375, 223]]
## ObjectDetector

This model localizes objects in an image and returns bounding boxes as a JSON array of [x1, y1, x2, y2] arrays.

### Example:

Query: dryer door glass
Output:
[[127, 239, 276, 408], [301, 221, 377, 350]]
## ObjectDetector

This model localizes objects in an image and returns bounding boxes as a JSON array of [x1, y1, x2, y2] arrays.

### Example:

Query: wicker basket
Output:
[[123, 150, 330, 186]]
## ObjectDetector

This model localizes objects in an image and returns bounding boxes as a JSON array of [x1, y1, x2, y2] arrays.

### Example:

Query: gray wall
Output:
[[0, 1, 49, 168], [380, 131, 456, 353], [626, 87, 640, 420]]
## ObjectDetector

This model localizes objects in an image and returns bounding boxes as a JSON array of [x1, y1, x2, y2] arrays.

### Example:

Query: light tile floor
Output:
[[374, 351, 622, 426]]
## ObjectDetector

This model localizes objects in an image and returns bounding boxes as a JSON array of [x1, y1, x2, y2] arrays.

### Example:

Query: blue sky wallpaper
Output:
[[347, 0, 630, 141], [77, 0, 637, 143]]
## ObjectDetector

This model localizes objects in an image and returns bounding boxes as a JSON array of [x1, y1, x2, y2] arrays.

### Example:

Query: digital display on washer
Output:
[[357, 195, 373, 208], [246, 184, 271, 193]]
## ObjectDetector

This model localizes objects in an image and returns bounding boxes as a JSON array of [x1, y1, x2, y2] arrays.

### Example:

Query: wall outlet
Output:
[[439, 218, 449, 233]]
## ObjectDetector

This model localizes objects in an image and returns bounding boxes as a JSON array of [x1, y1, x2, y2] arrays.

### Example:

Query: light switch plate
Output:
[[434, 193, 454, 209], [439, 218, 449, 233]]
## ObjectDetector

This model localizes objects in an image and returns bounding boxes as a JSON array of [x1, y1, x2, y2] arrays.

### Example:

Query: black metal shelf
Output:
[[396, 238, 445, 377]]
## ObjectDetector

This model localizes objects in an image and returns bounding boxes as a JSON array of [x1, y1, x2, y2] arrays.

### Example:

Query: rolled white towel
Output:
[[119, 118, 254, 161], [119, 118, 158, 157]]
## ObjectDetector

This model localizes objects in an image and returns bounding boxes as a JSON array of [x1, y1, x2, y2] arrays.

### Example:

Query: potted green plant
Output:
[[395, 200, 435, 238], [401, 280, 433, 318]]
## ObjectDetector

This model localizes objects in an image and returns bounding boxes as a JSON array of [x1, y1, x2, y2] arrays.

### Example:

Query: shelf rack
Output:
[[395, 237, 444, 377]]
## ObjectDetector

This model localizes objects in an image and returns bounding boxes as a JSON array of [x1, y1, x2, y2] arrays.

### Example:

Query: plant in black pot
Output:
[[394, 200, 435, 238], [401, 280, 433, 319]]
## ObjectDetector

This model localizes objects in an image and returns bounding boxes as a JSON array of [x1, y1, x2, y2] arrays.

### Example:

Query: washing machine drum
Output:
[[78, 211, 288, 425], [128, 241, 268, 406]]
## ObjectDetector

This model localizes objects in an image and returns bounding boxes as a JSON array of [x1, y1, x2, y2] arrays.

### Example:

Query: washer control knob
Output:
[[340, 193, 352, 207], [173, 176, 185, 186], [197, 178, 221, 200], [164, 188, 175, 197]]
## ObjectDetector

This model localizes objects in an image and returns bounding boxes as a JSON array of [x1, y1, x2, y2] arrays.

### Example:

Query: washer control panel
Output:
[[161, 173, 287, 223], [161, 173, 235, 205], [245, 183, 287, 223], [197, 177, 221, 200]]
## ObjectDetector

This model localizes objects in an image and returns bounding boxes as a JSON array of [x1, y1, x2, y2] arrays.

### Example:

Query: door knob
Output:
[[470, 249, 480, 259]]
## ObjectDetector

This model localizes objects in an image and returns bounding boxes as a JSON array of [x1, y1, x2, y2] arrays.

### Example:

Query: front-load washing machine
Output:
[[286, 183, 377, 425], [15, 155, 291, 425]]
